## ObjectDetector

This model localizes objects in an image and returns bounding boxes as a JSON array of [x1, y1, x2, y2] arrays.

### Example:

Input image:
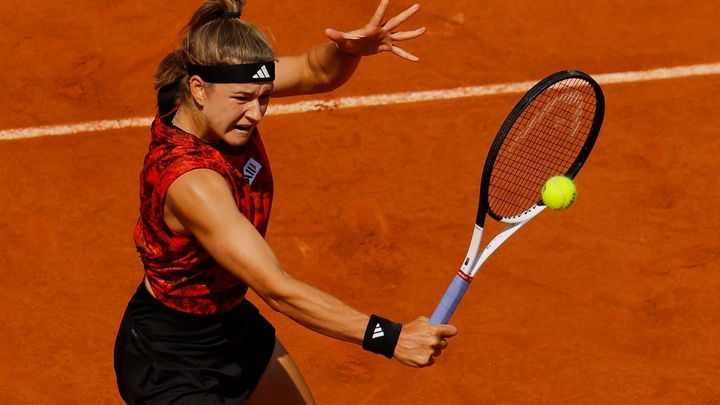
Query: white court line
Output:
[[2, 62, 720, 141]]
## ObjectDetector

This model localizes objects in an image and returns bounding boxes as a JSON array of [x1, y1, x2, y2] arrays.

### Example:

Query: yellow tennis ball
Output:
[[541, 176, 576, 210]]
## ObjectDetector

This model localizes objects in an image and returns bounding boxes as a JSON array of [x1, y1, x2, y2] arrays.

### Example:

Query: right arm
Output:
[[165, 169, 457, 367]]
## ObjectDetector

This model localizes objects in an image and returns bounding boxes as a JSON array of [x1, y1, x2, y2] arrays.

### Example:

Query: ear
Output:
[[188, 75, 206, 107]]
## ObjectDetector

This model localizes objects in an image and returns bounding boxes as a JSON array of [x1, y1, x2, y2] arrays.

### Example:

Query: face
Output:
[[191, 77, 273, 146]]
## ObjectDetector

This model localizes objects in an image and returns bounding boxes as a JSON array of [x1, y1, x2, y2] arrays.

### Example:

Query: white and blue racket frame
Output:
[[429, 70, 605, 325]]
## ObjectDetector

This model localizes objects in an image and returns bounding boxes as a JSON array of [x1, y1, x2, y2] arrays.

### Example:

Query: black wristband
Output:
[[362, 314, 402, 359]]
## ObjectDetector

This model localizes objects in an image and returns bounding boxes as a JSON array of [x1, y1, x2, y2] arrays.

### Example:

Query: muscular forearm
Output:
[[263, 276, 369, 345]]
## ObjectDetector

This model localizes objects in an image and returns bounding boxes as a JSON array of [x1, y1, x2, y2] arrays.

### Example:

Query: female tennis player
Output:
[[113, 0, 457, 404]]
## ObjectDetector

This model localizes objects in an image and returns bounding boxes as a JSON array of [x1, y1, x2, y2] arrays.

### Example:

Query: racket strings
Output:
[[488, 79, 597, 218]]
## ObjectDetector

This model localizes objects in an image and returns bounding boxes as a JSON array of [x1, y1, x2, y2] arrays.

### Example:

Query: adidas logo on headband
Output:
[[252, 65, 271, 79]]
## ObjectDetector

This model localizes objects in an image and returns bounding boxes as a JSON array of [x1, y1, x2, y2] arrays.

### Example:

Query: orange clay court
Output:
[[1, 0, 719, 403]]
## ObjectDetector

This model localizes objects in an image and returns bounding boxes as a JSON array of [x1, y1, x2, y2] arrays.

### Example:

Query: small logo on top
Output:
[[243, 157, 262, 185]]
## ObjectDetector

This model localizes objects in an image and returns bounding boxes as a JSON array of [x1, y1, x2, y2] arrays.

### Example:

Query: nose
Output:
[[245, 98, 264, 123]]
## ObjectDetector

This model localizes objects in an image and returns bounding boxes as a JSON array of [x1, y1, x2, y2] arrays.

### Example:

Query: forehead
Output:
[[212, 82, 274, 94]]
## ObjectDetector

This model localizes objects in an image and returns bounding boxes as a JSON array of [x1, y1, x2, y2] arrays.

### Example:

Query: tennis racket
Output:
[[430, 70, 605, 324]]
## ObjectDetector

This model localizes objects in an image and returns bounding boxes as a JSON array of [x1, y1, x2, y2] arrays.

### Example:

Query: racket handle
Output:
[[430, 273, 471, 324]]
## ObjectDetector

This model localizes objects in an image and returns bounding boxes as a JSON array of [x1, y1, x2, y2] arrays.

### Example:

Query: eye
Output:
[[232, 96, 250, 103]]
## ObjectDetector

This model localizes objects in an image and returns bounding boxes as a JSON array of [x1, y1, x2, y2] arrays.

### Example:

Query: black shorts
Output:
[[114, 284, 276, 404]]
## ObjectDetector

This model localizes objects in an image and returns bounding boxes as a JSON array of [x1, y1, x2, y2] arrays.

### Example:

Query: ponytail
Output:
[[154, 49, 186, 91]]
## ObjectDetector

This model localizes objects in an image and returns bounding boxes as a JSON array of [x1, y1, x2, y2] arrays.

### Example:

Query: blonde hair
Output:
[[154, 0, 276, 105]]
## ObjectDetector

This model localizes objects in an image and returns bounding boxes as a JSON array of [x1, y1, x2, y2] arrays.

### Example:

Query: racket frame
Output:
[[429, 70, 604, 325]]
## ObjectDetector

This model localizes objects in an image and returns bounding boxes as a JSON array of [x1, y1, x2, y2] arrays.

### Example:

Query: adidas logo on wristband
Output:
[[372, 323, 384, 339]]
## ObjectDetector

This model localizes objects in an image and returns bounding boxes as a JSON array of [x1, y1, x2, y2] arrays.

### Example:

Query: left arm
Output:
[[272, 0, 425, 97]]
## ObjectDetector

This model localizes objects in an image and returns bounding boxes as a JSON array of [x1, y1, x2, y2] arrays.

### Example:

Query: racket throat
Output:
[[459, 224, 485, 274]]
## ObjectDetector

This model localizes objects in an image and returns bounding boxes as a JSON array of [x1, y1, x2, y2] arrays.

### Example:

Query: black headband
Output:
[[187, 62, 275, 83], [221, 11, 240, 18]]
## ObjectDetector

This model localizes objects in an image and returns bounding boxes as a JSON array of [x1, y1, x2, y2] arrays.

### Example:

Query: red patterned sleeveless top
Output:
[[133, 109, 273, 314]]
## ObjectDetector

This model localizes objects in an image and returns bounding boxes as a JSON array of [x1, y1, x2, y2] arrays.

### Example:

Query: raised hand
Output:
[[324, 0, 426, 61]]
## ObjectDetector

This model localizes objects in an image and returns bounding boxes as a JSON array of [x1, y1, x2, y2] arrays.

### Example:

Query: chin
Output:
[[224, 132, 251, 146]]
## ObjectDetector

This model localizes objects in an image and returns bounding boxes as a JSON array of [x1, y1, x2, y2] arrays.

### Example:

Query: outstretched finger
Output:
[[369, 0, 391, 27], [324, 27, 344, 42], [391, 45, 420, 62], [390, 27, 426, 41], [390, 45, 420, 62], [324, 28, 363, 42], [383, 3, 421, 32]]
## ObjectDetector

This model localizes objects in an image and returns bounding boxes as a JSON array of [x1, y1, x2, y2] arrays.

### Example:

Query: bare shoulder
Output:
[[165, 168, 237, 232], [167, 168, 233, 202]]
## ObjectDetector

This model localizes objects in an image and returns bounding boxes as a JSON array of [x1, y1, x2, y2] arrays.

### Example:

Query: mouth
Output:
[[232, 124, 254, 134]]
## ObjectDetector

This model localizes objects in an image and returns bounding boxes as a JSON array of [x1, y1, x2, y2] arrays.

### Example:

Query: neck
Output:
[[172, 104, 218, 144]]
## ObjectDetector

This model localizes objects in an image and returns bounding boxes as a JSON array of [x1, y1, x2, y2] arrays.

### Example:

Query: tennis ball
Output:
[[541, 176, 576, 210]]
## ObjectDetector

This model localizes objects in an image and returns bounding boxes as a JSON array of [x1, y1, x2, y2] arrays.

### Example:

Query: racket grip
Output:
[[430, 273, 471, 324]]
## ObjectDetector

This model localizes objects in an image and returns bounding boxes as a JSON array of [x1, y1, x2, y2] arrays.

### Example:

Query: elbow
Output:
[[307, 69, 344, 94], [314, 80, 344, 94], [264, 292, 287, 313], [258, 278, 295, 314]]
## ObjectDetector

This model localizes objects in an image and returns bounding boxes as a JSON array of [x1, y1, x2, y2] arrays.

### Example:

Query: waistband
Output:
[[128, 283, 261, 335]]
